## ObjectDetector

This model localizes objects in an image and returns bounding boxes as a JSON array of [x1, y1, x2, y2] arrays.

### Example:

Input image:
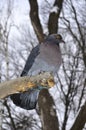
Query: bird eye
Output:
[[55, 34, 62, 40]]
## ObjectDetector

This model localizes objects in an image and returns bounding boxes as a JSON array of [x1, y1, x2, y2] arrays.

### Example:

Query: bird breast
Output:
[[39, 43, 62, 67]]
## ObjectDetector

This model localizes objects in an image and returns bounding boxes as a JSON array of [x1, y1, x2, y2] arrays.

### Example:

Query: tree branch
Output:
[[70, 102, 86, 130], [4, 99, 17, 130], [29, 0, 44, 42], [48, 0, 64, 34], [0, 72, 54, 99], [38, 89, 59, 130]]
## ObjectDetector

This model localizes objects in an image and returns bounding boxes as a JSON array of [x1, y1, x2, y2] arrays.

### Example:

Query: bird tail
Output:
[[10, 87, 47, 110], [10, 89, 40, 110]]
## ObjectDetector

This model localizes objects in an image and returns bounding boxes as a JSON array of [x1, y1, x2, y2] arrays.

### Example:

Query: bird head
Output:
[[44, 34, 65, 46]]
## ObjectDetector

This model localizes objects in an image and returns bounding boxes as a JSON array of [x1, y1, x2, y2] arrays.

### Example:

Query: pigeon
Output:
[[10, 34, 65, 110]]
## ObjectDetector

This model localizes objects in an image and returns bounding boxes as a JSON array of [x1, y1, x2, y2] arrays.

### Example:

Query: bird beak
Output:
[[61, 40, 65, 43]]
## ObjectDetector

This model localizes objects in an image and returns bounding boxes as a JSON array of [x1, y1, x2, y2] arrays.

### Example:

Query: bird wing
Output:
[[21, 45, 40, 76]]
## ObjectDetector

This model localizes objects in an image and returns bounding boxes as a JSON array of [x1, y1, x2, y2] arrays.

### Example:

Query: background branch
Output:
[[29, 0, 44, 42], [48, 0, 64, 34]]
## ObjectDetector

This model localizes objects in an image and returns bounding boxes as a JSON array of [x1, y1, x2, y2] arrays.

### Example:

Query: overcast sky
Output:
[[12, 0, 29, 25]]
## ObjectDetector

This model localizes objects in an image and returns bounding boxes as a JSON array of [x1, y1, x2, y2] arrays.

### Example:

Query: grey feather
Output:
[[10, 89, 40, 110]]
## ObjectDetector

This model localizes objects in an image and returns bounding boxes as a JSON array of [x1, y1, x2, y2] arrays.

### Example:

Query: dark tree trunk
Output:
[[48, 0, 64, 34], [38, 89, 59, 130], [29, 0, 44, 42], [70, 102, 86, 130]]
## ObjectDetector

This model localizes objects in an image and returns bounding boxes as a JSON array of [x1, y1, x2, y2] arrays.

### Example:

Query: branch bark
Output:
[[0, 72, 54, 99], [38, 89, 59, 130], [70, 102, 86, 130], [48, 0, 64, 34], [29, 0, 44, 42], [29, 0, 64, 39]]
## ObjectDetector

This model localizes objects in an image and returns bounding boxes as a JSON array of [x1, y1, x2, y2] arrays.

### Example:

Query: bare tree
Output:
[[28, 0, 86, 130], [57, 0, 86, 129]]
